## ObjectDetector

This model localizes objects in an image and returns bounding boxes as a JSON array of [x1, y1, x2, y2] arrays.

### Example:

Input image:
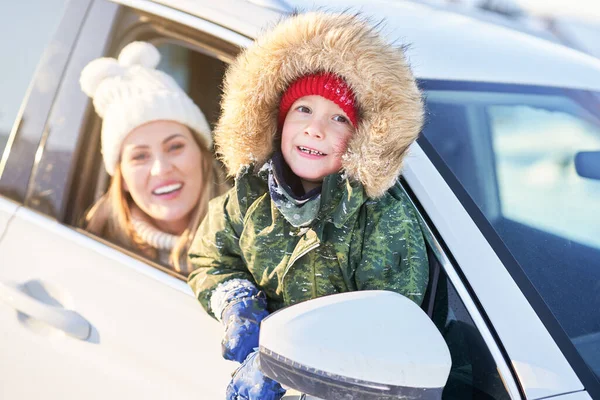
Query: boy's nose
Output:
[[304, 118, 325, 139]]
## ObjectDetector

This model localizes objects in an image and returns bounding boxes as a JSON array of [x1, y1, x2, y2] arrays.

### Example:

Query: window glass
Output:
[[433, 270, 510, 400], [0, 0, 66, 154], [422, 84, 600, 381], [490, 102, 600, 249], [155, 42, 225, 128], [156, 44, 191, 92]]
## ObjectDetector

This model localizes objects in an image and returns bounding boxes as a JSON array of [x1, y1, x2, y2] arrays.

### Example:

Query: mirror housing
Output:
[[259, 291, 451, 400], [575, 151, 600, 180]]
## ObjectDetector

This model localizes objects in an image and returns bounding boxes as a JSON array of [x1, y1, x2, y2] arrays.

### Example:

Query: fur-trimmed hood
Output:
[[215, 12, 424, 198]]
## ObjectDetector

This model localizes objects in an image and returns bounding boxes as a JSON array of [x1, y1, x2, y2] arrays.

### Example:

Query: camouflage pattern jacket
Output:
[[189, 12, 429, 317], [188, 165, 429, 317]]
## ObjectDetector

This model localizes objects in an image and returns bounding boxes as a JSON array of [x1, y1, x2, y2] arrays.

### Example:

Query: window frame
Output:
[[26, 2, 246, 223], [400, 181, 523, 399], [21, 1, 250, 279], [23, 0, 120, 220], [0, 0, 92, 204]]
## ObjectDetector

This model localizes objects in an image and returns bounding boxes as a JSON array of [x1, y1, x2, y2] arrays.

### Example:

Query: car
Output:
[[0, 0, 599, 399]]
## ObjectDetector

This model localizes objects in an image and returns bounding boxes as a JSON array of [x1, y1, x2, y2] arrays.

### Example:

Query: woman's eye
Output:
[[333, 115, 349, 124], [168, 142, 185, 152], [296, 105, 311, 114], [131, 152, 149, 161]]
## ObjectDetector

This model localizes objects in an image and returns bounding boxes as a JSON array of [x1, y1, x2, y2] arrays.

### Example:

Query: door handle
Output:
[[0, 280, 91, 340]]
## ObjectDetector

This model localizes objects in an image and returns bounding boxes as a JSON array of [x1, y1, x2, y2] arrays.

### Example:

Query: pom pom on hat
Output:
[[80, 41, 161, 101], [118, 41, 161, 68], [79, 41, 212, 175], [79, 58, 124, 100]]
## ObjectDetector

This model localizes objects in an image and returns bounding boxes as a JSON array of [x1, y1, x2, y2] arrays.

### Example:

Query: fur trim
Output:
[[215, 12, 424, 198]]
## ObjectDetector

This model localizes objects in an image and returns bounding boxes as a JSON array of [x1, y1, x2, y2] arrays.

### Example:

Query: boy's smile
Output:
[[281, 95, 355, 192]]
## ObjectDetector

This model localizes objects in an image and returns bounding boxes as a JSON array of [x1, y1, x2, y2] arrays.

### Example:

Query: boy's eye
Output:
[[333, 115, 349, 124], [296, 105, 311, 114]]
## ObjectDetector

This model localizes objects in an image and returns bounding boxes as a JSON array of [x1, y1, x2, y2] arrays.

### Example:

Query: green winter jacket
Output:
[[188, 165, 429, 317]]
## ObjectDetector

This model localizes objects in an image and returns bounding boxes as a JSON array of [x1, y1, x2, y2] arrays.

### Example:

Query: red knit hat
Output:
[[278, 73, 358, 127]]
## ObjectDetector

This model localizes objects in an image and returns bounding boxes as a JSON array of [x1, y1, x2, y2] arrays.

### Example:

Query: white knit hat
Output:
[[80, 41, 212, 175]]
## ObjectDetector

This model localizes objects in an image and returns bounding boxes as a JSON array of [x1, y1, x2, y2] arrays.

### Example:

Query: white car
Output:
[[0, 0, 599, 399]]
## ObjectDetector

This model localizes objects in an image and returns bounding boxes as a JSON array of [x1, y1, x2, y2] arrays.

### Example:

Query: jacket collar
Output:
[[266, 153, 367, 229], [319, 172, 367, 228]]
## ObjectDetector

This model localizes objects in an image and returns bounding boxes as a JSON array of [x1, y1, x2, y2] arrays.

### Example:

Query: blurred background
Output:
[[1, 0, 599, 150]]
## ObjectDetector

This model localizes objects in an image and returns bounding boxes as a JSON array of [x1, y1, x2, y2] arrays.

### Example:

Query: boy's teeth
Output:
[[299, 146, 324, 156], [153, 183, 183, 195]]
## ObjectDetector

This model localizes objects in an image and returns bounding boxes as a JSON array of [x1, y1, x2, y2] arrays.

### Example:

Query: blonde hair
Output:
[[84, 138, 226, 275]]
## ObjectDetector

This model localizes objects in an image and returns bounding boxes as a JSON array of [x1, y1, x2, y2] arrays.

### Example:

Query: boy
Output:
[[188, 11, 428, 400]]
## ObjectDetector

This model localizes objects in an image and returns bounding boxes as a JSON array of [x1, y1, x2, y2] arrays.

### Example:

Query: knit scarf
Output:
[[268, 152, 322, 228], [131, 218, 179, 251]]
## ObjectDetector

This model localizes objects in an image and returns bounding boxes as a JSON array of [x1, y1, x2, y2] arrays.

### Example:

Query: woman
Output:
[[79, 41, 225, 274]]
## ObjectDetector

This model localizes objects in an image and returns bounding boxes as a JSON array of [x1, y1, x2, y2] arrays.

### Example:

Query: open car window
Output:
[[18, 3, 236, 278]]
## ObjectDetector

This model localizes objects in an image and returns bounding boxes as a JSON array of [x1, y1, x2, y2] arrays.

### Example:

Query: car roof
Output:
[[140, 0, 600, 92]]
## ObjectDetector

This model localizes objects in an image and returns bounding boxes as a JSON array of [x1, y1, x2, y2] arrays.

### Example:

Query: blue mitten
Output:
[[226, 350, 286, 400], [211, 280, 270, 363]]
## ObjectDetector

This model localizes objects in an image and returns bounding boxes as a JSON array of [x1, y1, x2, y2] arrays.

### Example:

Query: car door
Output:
[[0, 1, 249, 398], [0, 198, 18, 237], [0, 207, 233, 399]]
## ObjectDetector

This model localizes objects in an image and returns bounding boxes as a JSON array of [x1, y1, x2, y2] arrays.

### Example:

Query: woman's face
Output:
[[120, 120, 204, 234]]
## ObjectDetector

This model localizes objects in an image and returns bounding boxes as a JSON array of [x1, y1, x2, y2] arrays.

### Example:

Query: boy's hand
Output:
[[226, 350, 286, 400], [221, 293, 269, 363]]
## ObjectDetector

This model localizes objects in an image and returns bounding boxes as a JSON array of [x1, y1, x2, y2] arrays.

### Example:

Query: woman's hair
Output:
[[83, 135, 227, 275]]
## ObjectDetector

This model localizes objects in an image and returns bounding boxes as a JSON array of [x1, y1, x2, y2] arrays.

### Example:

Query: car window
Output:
[[0, 0, 66, 156], [432, 268, 511, 400], [422, 82, 600, 382], [71, 39, 228, 276], [89, 42, 215, 204], [155, 42, 225, 129]]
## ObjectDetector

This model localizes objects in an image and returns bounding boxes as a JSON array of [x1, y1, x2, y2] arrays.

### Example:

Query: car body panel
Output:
[[553, 391, 593, 400], [134, 0, 600, 91], [0, 197, 19, 237], [0, 207, 233, 399], [116, 0, 281, 39], [114, 0, 254, 49]]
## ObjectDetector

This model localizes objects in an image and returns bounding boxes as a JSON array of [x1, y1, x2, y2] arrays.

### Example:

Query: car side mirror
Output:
[[258, 291, 452, 400], [575, 151, 600, 180]]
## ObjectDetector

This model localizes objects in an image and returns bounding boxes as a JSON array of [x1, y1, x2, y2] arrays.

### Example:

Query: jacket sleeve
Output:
[[354, 184, 429, 306], [187, 182, 256, 319]]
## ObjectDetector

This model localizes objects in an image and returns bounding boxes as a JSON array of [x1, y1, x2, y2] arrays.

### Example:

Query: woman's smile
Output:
[[152, 180, 184, 199], [120, 120, 204, 233]]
